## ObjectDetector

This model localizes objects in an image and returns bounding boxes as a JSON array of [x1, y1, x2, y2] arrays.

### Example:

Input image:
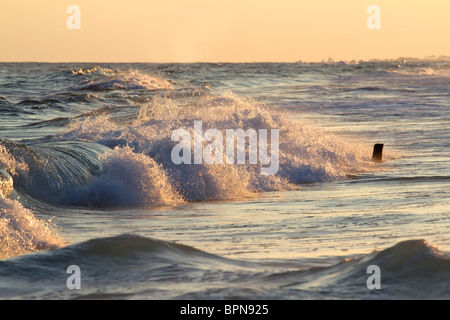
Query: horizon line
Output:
[[1, 55, 450, 64]]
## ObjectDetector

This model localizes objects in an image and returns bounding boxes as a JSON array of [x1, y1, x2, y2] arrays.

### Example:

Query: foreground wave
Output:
[[0, 234, 448, 299]]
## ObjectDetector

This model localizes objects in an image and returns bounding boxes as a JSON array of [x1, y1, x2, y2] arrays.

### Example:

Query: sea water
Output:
[[0, 60, 449, 299]]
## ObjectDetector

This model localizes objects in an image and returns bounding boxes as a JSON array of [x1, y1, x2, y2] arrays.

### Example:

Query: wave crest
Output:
[[72, 70, 173, 91]]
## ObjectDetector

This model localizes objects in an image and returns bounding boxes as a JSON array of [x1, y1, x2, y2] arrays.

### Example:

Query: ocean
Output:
[[0, 60, 449, 300]]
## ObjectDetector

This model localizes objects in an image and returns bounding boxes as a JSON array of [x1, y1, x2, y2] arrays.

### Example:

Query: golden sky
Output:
[[0, 0, 448, 62]]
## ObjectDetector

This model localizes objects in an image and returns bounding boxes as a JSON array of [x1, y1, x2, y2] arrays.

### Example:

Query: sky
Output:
[[0, 0, 448, 62]]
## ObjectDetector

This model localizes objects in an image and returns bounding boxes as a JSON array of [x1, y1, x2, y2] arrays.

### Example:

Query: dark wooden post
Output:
[[372, 144, 384, 162]]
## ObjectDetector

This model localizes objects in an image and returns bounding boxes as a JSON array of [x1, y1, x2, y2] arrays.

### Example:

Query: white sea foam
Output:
[[67, 146, 183, 207], [71, 66, 114, 75], [0, 194, 65, 259]]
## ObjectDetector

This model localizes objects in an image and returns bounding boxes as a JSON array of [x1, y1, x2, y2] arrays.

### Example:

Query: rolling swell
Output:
[[0, 234, 253, 299], [0, 235, 448, 299]]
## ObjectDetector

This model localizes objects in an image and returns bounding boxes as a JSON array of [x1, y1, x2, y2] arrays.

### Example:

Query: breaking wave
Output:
[[56, 92, 389, 203], [1, 89, 396, 208]]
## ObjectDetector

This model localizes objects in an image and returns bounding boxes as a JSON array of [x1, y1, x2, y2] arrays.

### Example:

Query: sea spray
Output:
[[67, 146, 184, 208], [0, 144, 29, 179], [170, 120, 280, 175], [0, 168, 13, 198], [0, 194, 65, 259]]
